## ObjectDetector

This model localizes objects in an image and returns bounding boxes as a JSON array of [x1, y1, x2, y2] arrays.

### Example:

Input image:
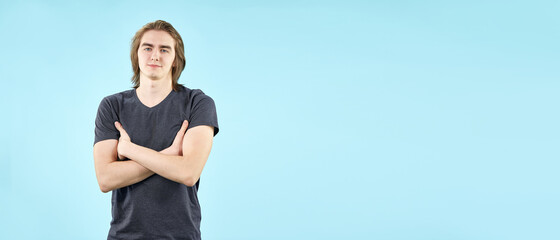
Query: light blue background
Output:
[[1, 0, 558, 239]]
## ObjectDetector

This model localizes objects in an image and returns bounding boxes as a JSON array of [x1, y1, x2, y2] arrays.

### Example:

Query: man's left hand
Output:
[[114, 121, 131, 160]]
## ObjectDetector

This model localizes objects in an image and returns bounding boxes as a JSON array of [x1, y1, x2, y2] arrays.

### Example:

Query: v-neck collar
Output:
[[133, 88, 175, 110]]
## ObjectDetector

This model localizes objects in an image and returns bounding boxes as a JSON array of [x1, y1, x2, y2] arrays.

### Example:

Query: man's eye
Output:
[[144, 48, 152, 51], [161, 49, 168, 53]]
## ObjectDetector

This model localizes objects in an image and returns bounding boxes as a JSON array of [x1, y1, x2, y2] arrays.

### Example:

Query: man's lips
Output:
[[148, 64, 161, 68]]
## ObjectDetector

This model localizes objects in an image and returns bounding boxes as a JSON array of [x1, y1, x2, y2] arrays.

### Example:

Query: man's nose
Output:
[[151, 50, 160, 61]]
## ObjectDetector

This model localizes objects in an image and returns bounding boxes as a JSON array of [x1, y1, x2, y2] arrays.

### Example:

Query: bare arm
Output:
[[93, 121, 189, 193], [116, 124, 214, 187], [94, 140, 150, 193]]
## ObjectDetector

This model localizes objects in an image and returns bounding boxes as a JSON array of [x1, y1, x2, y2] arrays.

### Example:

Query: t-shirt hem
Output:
[[188, 122, 219, 136], [93, 136, 119, 146]]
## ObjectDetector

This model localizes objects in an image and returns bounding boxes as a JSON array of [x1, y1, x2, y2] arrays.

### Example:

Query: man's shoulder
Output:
[[97, 89, 135, 111], [177, 85, 213, 101], [101, 88, 135, 103]]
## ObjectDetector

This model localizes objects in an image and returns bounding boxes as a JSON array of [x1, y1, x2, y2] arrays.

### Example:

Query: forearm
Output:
[[101, 147, 177, 193], [122, 141, 192, 186], [100, 160, 153, 192]]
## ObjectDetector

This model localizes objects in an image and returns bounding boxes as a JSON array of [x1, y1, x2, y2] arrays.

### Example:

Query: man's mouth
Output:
[[148, 64, 161, 68]]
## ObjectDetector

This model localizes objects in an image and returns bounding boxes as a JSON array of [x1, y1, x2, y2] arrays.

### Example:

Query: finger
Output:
[[175, 120, 189, 139], [115, 122, 130, 138], [114, 121, 122, 132], [181, 120, 189, 131]]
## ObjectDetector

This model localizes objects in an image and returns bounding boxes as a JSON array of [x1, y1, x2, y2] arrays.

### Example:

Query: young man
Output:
[[93, 20, 219, 240]]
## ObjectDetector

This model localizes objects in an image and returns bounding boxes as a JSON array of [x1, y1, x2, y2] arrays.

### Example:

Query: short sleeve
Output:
[[94, 97, 120, 145], [187, 94, 220, 137]]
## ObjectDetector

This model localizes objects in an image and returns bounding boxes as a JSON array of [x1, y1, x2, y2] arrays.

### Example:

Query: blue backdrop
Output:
[[1, 0, 558, 239]]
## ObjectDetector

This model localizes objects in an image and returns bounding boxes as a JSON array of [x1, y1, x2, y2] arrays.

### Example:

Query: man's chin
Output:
[[147, 75, 163, 81], [140, 71, 170, 82]]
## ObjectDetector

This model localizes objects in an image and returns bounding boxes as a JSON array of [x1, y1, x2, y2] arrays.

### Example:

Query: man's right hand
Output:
[[162, 120, 189, 156]]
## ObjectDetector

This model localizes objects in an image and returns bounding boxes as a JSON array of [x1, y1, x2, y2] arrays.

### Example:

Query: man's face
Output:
[[138, 30, 176, 81]]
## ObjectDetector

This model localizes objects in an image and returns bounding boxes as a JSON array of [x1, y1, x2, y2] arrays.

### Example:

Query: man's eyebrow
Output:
[[141, 43, 172, 49]]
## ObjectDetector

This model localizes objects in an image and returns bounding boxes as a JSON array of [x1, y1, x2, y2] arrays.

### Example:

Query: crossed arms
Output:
[[93, 120, 214, 193]]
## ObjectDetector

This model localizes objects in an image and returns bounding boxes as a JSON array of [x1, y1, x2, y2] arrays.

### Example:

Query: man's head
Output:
[[130, 20, 186, 91]]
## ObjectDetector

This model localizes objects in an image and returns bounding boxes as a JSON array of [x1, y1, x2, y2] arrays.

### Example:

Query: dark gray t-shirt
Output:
[[94, 85, 219, 240]]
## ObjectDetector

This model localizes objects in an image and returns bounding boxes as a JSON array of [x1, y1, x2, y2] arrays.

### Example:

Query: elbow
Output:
[[100, 187, 113, 193], [98, 176, 113, 193], [99, 182, 112, 193], [181, 163, 199, 187], [182, 175, 199, 187]]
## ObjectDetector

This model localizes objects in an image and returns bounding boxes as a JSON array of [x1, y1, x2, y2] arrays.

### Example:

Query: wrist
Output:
[[164, 144, 180, 156], [122, 140, 134, 158], [160, 146, 173, 155]]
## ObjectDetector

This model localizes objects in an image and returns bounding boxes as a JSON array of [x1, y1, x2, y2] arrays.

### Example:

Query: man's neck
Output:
[[137, 76, 173, 107]]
